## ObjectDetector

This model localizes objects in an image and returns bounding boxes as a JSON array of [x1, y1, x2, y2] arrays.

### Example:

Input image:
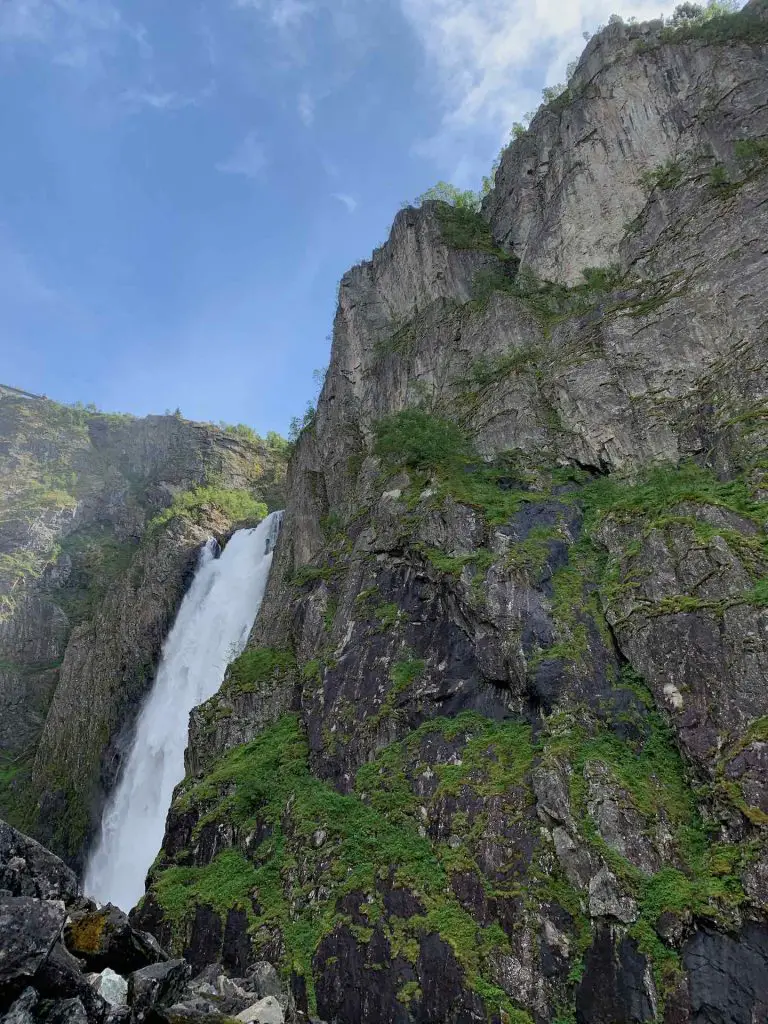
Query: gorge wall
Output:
[[134, 4, 768, 1023], [0, 391, 288, 870]]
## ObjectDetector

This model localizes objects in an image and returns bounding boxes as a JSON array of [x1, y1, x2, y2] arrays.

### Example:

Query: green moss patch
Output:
[[150, 713, 537, 1018], [225, 648, 296, 695]]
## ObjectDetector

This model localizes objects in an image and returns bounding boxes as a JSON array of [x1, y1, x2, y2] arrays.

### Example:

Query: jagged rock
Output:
[[0, 896, 66, 996], [33, 940, 107, 1021], [0, 823, 79, 904], [128, 960, 192, 1020], [92, 968, 128, 1007], [3, 987, 39, 1024], [532, 767, 573, 828], [64, 905, 164, 974], [37, 998, 90, 1024], [584, 762, 662, 875], [588, 867, 638, 924], [235, 996, 284, 1024], [7, 5, 768, 1024], [552, 827, 596, 889], [244, 963, 282, 1001]]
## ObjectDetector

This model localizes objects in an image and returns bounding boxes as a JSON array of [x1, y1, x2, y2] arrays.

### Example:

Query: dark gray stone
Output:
[[0, 896, 66, 998], [3, 987, 39, 1024], [684, 924, 768, 1024], [129, 959, 191, 1020], [0, 823, 79, 904]]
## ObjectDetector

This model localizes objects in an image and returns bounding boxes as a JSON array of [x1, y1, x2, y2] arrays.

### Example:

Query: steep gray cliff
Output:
[[0, 391, 288, 866], [85, 4, 768, 1023]]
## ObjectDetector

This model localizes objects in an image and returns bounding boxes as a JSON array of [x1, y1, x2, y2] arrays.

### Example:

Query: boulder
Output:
[[38, 997, 90, 1024], [92, 968, 128, 1007], [0, 822, 80, 904], [244, 963, 282, 1001], [64, 905, 164, 974], [146, 1007, 234, 1024], [3, 987, 39, 1024], [33, 940, 107, 1021], [129, 959, 191, 1019], [235, 996, 284, 1024], [0, 896, 66, 998]]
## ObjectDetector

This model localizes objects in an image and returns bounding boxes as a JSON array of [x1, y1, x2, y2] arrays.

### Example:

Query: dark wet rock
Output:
[[37, 998, 90, 1024], [0, 823, 80, 904], [0, 896, 66, 1003], [683, 923, 768, 1024], [576, 927, 655, 1023], [64, 905, 164, 975], [33, 940, 107, 1021], [129, 960, 192, 1021]]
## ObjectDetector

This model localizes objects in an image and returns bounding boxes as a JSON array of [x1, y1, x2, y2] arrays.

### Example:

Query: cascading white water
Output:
[[83, 511, 283, 912]]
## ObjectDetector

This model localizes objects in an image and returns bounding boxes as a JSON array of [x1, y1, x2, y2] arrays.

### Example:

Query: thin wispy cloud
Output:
[[270, 0, 314, 29], [0, 0, 148, 75], [216, 132, 267, 179], [298, 89, 315, 126], [332, 192, 358, 214], [232, 0, 314, 25], [399, 0, 668, 175], [120, 82, 216, 113]]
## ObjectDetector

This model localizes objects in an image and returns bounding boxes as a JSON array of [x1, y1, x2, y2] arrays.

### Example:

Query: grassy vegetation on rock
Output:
[[150, 713, 537, 1019], [225, 647, 297, 695], [150, 486, 268, 531]]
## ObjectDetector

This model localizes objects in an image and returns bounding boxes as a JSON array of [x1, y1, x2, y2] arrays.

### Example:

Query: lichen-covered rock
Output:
[[64, 905, 164, 975]]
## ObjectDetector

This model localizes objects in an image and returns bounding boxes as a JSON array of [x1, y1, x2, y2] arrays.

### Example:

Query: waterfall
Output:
[[83, 511, 283, 912]]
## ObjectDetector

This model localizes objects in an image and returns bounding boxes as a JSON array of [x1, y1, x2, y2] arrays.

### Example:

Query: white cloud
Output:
[[298, 89, 315, 125], [120, 82, 216, 113], [332, 192, 358, 213], [399, 0, 670, 177], [232, 0, 314, 28], [216, 132, 267, 179], [0, 0, 148, 73], [270, 0, 314, 29]]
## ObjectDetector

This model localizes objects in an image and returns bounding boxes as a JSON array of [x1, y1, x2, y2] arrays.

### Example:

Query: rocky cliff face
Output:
[[0, 391, 288, 868], [134, 4, 768, 1023]]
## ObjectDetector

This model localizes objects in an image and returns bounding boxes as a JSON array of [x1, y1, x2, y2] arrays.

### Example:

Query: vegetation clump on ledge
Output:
[[225, 647, 296, 695], [149, 486, 268, 531]]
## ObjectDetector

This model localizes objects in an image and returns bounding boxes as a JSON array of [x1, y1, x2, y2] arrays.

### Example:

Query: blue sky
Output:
[[1, 0, 681, 436]]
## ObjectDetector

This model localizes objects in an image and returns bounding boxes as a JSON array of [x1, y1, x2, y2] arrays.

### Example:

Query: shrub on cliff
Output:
[[373, 409, 469, 473]]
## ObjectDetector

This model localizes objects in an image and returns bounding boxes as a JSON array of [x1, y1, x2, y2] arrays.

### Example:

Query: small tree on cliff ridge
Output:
[[414, 181, 481, 212]]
